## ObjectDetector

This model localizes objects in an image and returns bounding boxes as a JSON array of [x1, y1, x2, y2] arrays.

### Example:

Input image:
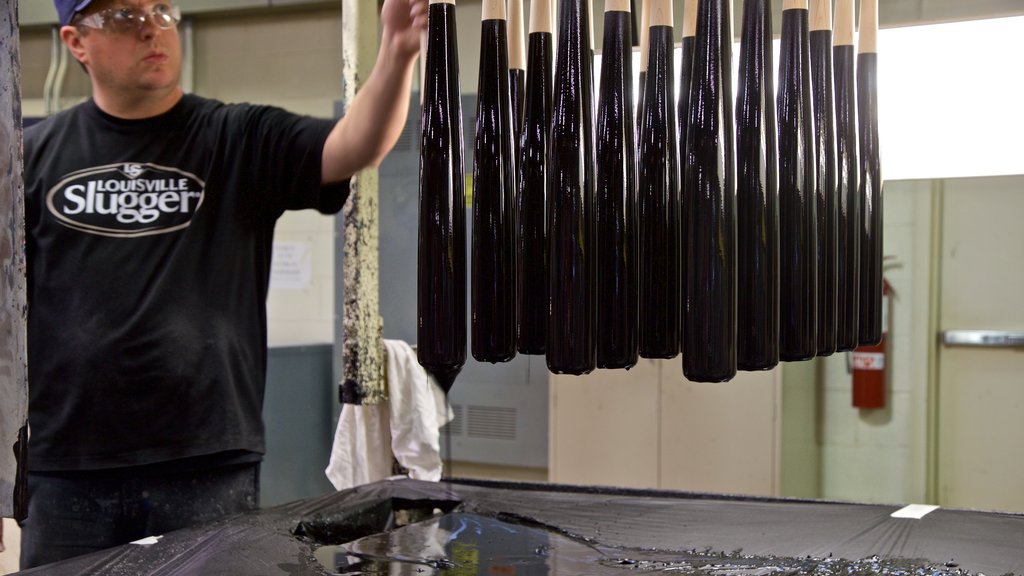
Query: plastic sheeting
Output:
[[14, 478, 1024, 575]]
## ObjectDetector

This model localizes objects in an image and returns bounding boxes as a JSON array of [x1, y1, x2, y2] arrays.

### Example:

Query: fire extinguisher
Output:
[[851, 275, 893, 409]]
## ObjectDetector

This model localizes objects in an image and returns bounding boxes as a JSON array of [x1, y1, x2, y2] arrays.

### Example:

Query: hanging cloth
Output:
[[326, 339, 453, 490]]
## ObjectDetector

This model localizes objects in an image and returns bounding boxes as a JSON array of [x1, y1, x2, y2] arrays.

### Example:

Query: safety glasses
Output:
[[75, 3, 182, 34]]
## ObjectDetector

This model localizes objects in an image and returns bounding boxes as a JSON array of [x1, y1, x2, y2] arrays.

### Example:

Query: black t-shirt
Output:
[[24, 94, 350, 472]]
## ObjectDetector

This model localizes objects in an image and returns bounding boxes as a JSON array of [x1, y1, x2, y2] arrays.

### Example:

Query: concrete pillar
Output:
[[338, 0, 386, 405], [0, 0, 30, 520]]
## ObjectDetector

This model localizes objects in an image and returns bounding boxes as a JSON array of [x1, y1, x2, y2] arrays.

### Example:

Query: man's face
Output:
[[68, 0, 182, 98]]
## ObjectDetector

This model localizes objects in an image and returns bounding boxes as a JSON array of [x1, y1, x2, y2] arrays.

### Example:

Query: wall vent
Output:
[[442, 403, 464, 437], [467, 406, 517, 441]]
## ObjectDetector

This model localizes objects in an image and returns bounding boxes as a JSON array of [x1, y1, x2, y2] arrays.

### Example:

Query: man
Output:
[[20, 0, 426, 568]]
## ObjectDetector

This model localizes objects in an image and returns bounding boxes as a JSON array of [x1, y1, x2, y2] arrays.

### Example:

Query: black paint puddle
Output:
[[312, 512, 988, 575]]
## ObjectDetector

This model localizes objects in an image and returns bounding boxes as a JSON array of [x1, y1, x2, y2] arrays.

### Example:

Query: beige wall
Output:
[[0, 519, 20, 575], [550, 362, 784, 496], [191, 9, 342, 117]]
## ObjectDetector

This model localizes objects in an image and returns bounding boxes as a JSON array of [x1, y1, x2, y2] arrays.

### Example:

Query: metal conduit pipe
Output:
[[43, 27, 60, 115], [181, 18, 195, 94], [53, 31, 69, 112]]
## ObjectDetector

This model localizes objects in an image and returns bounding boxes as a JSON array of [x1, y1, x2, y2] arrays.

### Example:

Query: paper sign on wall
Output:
[[270, 241, 312, 291]]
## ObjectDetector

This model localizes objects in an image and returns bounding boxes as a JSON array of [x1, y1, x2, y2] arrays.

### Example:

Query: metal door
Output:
[[937, 175, 1024, 513]]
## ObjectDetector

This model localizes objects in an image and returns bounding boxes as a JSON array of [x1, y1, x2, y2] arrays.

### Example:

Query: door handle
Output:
[[941, 330, 1024, 348]]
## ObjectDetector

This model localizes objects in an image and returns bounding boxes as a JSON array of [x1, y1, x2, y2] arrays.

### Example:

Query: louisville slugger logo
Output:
[[47, 163, 205, 238]]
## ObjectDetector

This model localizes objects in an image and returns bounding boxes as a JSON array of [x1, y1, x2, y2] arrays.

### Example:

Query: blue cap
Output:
[[55, 0, 95, 26]]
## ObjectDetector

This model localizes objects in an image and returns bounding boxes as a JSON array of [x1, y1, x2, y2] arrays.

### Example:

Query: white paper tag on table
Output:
[[130, 535, 163, 546], [891, 504, 940, 519]]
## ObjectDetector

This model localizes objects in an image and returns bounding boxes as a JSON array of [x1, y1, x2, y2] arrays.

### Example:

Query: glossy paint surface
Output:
[[735, 0, 779, 371], [636, 71, 647, 130], [547, 0, 596, 374], [682, 0, 736, 382], [677, 36, 695, 174], [858, 52, 883, 345], [595, 10, 638, 369], [635, 0, 648, 128], [516, 31, 553, 355], [833, 44, 860, 351], [509, 68, 526, 150], [777, 8, 818, 362], [677, 34, 694, 351], [472, 17, 518, 363], [418, 3, 466, 391], [811, 29, 838, 356], [638, 25, 680, 360]]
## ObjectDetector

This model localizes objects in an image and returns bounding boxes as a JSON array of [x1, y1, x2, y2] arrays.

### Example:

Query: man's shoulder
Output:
[[183, 93, 284, 114], [22, 102, 94, 160], [178, 94, 292, 130], [179, 93, 225, 111], [176, 93, 228, 120]]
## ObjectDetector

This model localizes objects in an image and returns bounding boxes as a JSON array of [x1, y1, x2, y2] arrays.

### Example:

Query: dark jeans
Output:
[[19, 462, 259, 569]]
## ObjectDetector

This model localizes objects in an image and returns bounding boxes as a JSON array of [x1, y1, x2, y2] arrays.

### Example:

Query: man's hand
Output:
[[320, 0, 428, 183], [381, 0, 429, 61]]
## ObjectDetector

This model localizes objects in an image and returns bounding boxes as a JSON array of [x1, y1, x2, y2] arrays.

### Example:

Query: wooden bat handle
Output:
[[482, 0, 505, 21], [810, 0, 832, 32], [639, 0, 650, 71], [834, 0, 855, 46], [508, 0, 526, 69], [682, 0, 697, 39], [606, 0, 630, 12], [531, 0, 553, 33], [650, 0, 672, 27], [859, 0, 878, 53]]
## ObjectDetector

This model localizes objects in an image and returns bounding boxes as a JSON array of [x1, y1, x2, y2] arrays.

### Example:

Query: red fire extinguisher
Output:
[[851, 276, 893, 409]]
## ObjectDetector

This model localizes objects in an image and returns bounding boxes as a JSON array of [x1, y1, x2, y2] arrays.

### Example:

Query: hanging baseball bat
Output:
[[595, 0, 638, 369], [638, 0, 680, 361], [516, 0, 554, 355], [683, 0, 737, 381], [551, 0, 558, 54], [630, 0, 639, 45], [777, 0, 818, 362], [418, 0, 466, 392], [472, 0, 518, 363], [547, 0, 597, 374], [587, 0, 596, 79], [677, 0, 697, 162], [677, 0, 697, 351], [636, 0, 650, 127], [508, 0, 527, 143], [858, 0, 883, 346], [833, 0, 860, 351], [810, 0, 838, 356], [735, 0, 779, 371]]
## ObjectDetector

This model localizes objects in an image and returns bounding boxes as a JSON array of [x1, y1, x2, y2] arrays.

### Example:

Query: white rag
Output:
[[325, 339, 453, 490]]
